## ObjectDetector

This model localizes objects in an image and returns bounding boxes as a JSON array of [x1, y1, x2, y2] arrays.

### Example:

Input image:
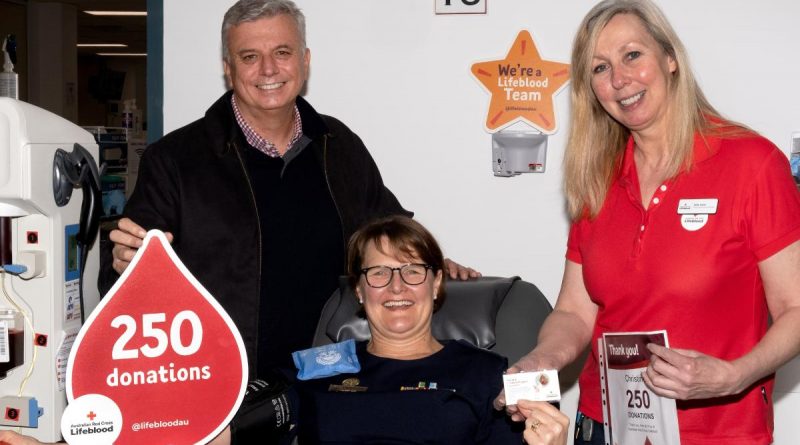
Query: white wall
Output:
[[163, 1, 800, 443]]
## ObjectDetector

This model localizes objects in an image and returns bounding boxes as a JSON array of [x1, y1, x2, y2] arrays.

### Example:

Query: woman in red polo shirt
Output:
[[497, 1, 800, 444]]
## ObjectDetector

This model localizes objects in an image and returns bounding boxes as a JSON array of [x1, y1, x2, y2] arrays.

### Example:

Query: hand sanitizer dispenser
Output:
[[491, 130, 548, 177]]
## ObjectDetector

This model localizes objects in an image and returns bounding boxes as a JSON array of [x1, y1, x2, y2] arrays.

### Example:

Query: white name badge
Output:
[[599, 331, 681, 445], [677, 198, 718, 214]]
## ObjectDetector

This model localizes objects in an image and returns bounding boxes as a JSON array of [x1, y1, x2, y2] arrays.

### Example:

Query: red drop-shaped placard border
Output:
[[67, 230, 247, 444]]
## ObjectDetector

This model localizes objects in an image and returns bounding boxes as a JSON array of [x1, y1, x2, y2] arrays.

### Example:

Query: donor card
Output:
[[502, 370, 560, 405]]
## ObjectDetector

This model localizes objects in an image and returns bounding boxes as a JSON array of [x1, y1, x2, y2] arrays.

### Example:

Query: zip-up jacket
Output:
[[99, 91, 410, 376]]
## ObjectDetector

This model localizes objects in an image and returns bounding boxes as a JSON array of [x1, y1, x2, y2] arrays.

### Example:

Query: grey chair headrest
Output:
[[324, 276, 519, 349]]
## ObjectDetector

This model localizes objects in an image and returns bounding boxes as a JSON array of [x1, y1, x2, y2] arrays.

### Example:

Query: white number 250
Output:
[[111, 311, 203, 360]]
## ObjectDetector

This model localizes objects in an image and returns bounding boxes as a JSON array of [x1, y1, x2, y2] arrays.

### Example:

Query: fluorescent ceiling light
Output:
[[97, 53, 147, 57], [78, 43, 128, 48], [84, 11, 147, 16]]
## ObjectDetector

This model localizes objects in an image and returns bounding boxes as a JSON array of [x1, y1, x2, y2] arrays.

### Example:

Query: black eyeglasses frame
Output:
[[359, 263, 433, 288]]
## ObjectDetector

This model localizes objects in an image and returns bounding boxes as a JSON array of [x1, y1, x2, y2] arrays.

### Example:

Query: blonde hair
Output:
[[564, 0, 739, 220]]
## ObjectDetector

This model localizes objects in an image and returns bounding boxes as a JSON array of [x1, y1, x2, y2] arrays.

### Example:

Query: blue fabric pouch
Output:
[[292, 339, 361, 380]]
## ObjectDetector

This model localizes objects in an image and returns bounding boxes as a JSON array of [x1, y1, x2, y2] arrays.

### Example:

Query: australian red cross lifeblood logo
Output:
[[66, 231, 248, 444]]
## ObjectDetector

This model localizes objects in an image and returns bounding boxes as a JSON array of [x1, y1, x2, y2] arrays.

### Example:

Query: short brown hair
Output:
[[347, 216, 446, 311]]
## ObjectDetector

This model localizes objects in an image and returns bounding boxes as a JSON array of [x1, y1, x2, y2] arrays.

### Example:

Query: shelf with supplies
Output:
[[83, 126, 147, 224]]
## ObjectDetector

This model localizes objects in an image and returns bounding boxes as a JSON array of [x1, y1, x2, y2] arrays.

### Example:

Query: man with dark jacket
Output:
[[100, 0, 476, 382]]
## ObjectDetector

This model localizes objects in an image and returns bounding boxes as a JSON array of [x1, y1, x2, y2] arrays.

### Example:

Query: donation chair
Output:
[[312, 276, 552, 364]]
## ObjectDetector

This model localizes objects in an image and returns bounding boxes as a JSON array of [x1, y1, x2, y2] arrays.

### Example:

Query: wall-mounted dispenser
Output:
[[491, 130, 548, 177]]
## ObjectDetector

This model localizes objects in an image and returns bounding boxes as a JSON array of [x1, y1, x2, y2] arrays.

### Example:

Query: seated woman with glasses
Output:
[[290, 215, 568, 444]]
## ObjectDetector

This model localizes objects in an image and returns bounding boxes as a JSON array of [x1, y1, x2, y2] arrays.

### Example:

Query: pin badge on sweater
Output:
[[64, 230, 248, 444]]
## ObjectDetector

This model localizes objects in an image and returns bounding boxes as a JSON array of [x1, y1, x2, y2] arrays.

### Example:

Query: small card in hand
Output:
[[502, 370, 560, 405]]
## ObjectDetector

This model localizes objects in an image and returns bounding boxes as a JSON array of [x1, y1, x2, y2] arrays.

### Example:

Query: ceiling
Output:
[[50, 0, 148, 56]]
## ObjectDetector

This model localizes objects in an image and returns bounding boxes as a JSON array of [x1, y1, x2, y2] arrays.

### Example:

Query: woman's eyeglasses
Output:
[[359, 263, 432, 288]]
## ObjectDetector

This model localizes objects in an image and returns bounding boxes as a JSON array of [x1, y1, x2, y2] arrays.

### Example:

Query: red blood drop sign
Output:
[[67, 231, 247, 444]]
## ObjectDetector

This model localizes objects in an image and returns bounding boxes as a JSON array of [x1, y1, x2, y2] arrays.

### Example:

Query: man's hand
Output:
[[207, 426, 231, 445], [110, 217, 173, 274], [443, 258, 481, 280], [643, 343, 745, 400], [0, 431, 54, 445]]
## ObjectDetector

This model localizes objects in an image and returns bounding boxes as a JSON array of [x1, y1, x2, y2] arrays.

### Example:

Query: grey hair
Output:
[[221, 0, 307, 62]]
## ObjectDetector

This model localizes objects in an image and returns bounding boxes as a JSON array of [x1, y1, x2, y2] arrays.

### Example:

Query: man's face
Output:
[[223, 14, 310, 120]]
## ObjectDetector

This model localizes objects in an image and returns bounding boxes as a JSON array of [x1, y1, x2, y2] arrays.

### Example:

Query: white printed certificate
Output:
[[599, 331, 681, 445]]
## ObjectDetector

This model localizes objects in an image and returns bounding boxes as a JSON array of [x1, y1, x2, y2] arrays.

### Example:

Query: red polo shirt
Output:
[[568, 132, 800, 445]]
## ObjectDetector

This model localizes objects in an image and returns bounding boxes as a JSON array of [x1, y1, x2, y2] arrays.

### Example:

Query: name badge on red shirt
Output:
[[677, 199, 718, 214], [678, 199, 718, 231]]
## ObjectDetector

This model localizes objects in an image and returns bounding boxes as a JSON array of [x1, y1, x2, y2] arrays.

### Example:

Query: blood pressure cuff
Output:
[[230, 375, 294, 445]]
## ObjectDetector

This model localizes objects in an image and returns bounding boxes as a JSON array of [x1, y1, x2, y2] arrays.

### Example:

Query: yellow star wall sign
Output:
[[471, 30, 570, 134]]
